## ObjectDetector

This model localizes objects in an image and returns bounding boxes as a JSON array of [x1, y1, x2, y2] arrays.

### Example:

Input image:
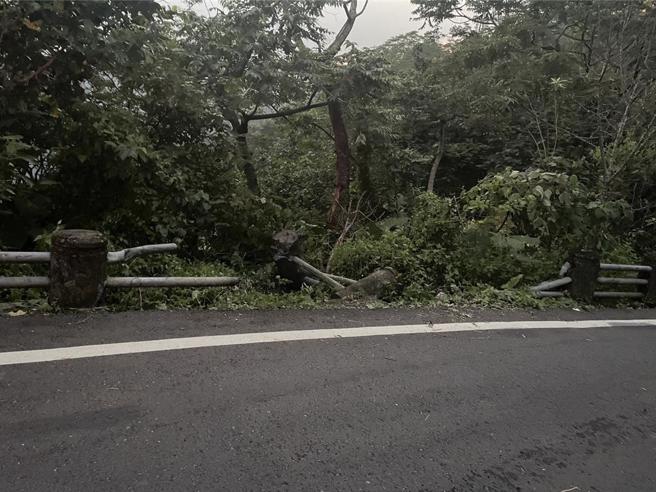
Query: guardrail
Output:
[[531, 251, 655, 303], [0, 243, 179, 265], [0, 229, 239, 308]]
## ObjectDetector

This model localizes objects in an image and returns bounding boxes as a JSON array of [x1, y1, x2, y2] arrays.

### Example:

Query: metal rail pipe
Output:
[[0, 277, 50, 288], [600, 263, 652, 273], [107, 244, 178, 263], [593, 291, 644, 299], [0, 252, 50, 263], [534, 291, 565, 298], [1, 243, 179, 264], [289, 256, 344, 291], [530, 277, 572, 291], [105, 276, 240, 288], [597, 277, 648, 286], [2, 275, 239, 289], [326, 273, 357, 286]]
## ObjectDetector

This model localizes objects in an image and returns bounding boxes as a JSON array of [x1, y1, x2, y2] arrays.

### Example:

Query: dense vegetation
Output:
[[1, 0, 655, 310]]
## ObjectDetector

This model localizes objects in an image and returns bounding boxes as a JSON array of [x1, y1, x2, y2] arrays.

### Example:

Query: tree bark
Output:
[[426, 125, 446, 194], [355, 138, 374, 203], [327, 99, 351, 227], [234, 120, 259, 194], [322, 0, 362, 58]]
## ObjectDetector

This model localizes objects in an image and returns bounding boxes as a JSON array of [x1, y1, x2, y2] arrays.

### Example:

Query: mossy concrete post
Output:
[[639, 266, 656, 304], [569, 250, 600, 302], [272, 229, 306, 290], [49, 229, 107, 308]]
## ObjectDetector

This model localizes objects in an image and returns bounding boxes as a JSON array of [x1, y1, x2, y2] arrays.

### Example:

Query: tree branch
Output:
[[279, 112, 335, 141], [426, 125, 446, 193], [356, 0, 369, 18], [17, 55, 57, 84], [308, 121, 334, 141], [246, 101, 329, 121], [307, 88, 319, 106], [323, 0, 363, 58]]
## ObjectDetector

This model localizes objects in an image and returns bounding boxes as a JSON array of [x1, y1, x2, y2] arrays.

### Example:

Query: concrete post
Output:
[[49, 229, 107, 308], [639, 267, 656, 304], [568, 250, 600, 302], [272, 230, 306, 290]]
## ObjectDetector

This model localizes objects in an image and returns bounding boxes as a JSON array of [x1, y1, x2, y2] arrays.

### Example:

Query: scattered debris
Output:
[[272, 230, 391, 298], [336, 268, 397, 300]]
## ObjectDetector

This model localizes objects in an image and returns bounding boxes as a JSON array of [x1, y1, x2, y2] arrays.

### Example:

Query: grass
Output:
[[1, 257, 650, 316]]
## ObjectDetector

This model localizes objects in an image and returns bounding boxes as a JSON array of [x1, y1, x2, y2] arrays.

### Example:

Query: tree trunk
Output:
[[234, 120, 259, 194], [355, 138, 374, 204], [327, 99, 351, 227], [426, 125, 446, 194]]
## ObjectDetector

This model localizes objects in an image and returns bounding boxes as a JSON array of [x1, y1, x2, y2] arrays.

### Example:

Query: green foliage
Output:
[[447, 224, 560, 288], [331, 208, 561, 299], [462, 167, 632, 249], [2, 0, 656, 312], [446, 284, 577, 311], [104, 256, 329, 311], [330, 232, 421, 282], [407, 193, 460, 248], [254, 118, 334, 218]]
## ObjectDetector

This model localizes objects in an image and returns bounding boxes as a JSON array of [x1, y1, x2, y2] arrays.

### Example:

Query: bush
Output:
[[635, 220, 656, 266], [329, 232, 422, 283], [461, 166, 633, 250], [447, 223, 562, 288], [406, 193, 461, 248], [330, 207, 454, 298]]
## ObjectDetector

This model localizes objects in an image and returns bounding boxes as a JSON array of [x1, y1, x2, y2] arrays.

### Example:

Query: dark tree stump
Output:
[[49, 229, 107, 308], [272, 230, 304, 257], [273, 230, 307, 290], [569, 250, 600, 302]]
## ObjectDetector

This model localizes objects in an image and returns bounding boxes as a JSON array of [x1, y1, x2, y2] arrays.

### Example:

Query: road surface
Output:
[[1, 307, 655, 491]]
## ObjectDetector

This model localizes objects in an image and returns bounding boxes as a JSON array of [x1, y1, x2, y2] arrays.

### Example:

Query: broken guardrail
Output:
[[0, 229, 239, 308], [531, 251, 655, 303], [272, 229, 396, 299]]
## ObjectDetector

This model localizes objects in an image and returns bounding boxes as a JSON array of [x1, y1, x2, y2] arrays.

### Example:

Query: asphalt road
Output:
[[1, 307, 655, 491]]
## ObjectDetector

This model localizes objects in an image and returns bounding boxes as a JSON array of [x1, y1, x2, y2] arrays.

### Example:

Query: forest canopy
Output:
[[1, 0, 655, 307]]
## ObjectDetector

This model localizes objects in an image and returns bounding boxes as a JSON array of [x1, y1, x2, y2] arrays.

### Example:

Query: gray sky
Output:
[[321, 1, 424, 47], [165, 0, 423, 47]]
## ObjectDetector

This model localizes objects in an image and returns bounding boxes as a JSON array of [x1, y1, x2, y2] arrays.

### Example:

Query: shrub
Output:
[[461, 166, 633, 250], [406, 193, 461, 248], [329, 232, 421, 283], [447, 223, 562, 288]]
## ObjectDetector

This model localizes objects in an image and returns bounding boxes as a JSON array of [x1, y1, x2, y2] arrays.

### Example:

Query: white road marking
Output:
[[0, 318, 655, 366]]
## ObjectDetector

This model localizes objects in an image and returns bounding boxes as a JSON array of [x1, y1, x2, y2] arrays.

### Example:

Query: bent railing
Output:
[[0, 229, 239, 308], [532, 252, 655, 302]]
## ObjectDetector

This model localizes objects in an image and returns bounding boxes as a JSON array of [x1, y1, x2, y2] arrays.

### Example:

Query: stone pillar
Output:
[[49, 229, 107, 308], [569, 250, 600, 302], [639, 266, 656, 304], [272, 230, 306, 290]]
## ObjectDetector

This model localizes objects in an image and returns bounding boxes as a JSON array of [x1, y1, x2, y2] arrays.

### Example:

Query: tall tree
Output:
[[182, 1, 367, 195], [320, 0, 368, 226]]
